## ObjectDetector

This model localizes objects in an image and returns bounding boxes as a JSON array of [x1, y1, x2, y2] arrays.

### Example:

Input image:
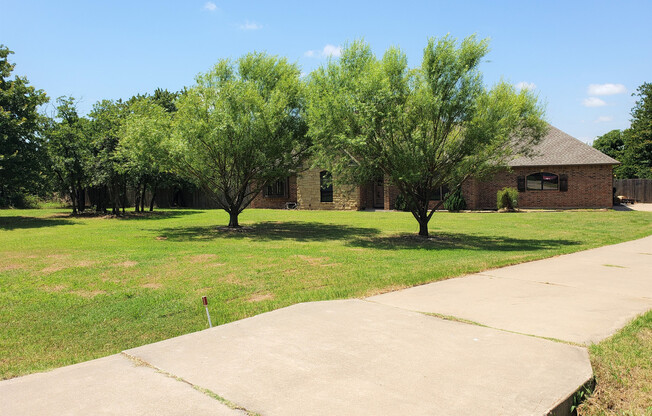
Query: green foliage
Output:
[[170, 52, 310, 226], [45, 97, 93, 214], [306, 36, 546, 236], [497, 187, 519, 211], [625, 82, 652, 178], [0, 45, 49, 207], [393, 193, 411, 211], [443, 188, 466, 211], [118, 97, 174, 211], [593, 83, 652, 179]]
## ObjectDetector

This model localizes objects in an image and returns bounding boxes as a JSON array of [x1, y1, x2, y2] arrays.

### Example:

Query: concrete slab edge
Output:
[[545, 377, 596, 416], [120, 352, 257, 416]]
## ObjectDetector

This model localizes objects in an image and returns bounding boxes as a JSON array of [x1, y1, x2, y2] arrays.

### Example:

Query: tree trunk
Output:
[[141, 182, 146, 212], [70, 189, 78, 215], [228, 212, 240, 228], [149, 187, 156, 212], [77, 186, 85, 213], [418, 220, 429, 237], [134, 183, 141, 213], [121, 182, 127, 215]]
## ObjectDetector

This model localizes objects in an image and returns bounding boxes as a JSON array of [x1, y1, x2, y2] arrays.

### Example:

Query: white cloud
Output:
[[587, 83, 626, 96], [595, 116, 613, 123], [582, 97, 607, 107], [239, 21, 262, 30], [305, 44, 342, 59], [203, 1, 217, 11], [515, 81, 536, 90], [322, 44, 342, 57]]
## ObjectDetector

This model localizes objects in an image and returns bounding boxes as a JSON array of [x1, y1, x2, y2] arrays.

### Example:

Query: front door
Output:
[[373, 178, 385, 209]]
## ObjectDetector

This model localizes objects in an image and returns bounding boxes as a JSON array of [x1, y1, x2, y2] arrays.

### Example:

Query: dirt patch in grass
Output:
[[141, 282, 162, 289], [47, 254, 71, 260], [76, 260, 96, 267], [207, 262, 226, 267], [0, 264, 24, 272], [218, 273, 252, 286], [115, 261, 138, 268], [187, 254, 217, 263], [295, 255, 329, 265], [71, 290, 107, 298], [247, 292, 274, 302], [42, 284, 67, 292], [41, 265, 68, 273]]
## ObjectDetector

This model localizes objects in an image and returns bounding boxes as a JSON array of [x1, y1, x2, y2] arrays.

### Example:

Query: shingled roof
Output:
[[508, 125, 620, 167]]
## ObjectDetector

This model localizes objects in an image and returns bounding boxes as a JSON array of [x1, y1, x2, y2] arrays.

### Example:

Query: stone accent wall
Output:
[[296, 168, 362, 210], [249, 176, 298, 209], [464, 165, 614, 209]]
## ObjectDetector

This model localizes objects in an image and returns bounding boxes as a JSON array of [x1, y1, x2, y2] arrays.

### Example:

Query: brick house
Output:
[[250, 126, 619, 211]]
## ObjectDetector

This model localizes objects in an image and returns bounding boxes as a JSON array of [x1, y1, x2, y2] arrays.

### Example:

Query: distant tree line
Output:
[[593, 83, 652, 179], [2, 37, 549, 237]]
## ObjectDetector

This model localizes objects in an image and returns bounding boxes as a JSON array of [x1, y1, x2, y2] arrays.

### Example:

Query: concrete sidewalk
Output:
[[368, 236, 652, 344], [1, 236, 650, 415]]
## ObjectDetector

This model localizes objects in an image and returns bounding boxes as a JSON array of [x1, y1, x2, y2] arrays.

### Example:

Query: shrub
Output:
[[443, 188, 466, 212], [393, 193, 410, 211], [497, 187, 519, 211]]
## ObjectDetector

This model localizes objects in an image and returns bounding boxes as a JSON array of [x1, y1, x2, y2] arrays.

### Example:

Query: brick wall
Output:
[[249, 176, 298, 209], [465, 164, 614, 209], [383, 177, 401, 210], [296, 168, 362, 210]]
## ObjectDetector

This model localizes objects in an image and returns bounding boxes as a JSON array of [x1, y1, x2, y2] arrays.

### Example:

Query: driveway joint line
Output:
[[120, 352, 259, 416]]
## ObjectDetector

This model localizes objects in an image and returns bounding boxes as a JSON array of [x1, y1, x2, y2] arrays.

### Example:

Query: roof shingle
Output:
[[508, 125, 620, 167]]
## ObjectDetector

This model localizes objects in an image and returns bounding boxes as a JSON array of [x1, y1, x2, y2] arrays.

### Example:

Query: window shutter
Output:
[[517, 176, 526, 192], [560, 174, 568, 192]]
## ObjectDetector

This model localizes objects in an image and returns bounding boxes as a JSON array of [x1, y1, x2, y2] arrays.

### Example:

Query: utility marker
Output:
[[202, 296, 213, 328]]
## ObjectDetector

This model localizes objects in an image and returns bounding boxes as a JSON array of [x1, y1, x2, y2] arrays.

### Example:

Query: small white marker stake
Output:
[[202, 296, 213, 328]]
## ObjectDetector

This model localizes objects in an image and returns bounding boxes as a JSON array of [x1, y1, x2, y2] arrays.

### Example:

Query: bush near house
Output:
[[443, 188, 467, 211], [497, 187, 519, 211]]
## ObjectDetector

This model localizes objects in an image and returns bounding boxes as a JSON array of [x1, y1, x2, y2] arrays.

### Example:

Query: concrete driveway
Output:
[[1, 236, 650, 415]]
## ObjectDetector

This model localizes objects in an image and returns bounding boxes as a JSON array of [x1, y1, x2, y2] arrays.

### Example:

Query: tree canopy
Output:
[[306, 36, 547, 236], [593, 82, 652, 179], [169, 52, 310, 227], [0, 45, 49, 207]]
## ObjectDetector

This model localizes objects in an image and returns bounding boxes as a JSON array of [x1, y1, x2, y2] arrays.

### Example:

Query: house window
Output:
[[320, 171, 333, 202], [431, 185, 450, 201], [526, 172, 559, 190], [264, 178, 288, 198]]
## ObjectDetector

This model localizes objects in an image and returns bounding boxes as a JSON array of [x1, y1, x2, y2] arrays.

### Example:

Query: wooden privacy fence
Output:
[[614, 179, 652, 202]]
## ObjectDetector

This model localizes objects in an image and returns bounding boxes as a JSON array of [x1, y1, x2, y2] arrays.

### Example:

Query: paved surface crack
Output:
[[120, 352, 260, 416]]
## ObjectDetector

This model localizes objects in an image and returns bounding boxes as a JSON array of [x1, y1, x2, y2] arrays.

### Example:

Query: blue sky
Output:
[[2, 0, 650, 143]]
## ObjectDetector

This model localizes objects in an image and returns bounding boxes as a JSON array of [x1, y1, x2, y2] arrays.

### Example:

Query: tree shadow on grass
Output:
[[49, 209, 203, 221], [110, 210, 203, 221], [157, 221, 382, 242], [0, 216, 74, 230], [347, 232, 581, 252]]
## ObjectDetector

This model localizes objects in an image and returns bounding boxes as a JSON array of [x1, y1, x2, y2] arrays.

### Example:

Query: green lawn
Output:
[[1, 208, 651, 380], [579, 310, 652, 416]]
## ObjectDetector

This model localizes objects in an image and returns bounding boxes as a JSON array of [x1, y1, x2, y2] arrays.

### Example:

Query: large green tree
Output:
[[45, 97, 92, 214], [118, 96, 173, 212], [88, 99, 130, 214], [170, 52, 309, 227], [0, 45, 49, 207], [626, 82, 652, 178], [593, 83, 652, 179], [306, 36, 547, 237]]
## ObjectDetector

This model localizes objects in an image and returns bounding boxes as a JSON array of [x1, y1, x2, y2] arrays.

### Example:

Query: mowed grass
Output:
[[0, 208, 651, 379], [579, 310, 652, 415]]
